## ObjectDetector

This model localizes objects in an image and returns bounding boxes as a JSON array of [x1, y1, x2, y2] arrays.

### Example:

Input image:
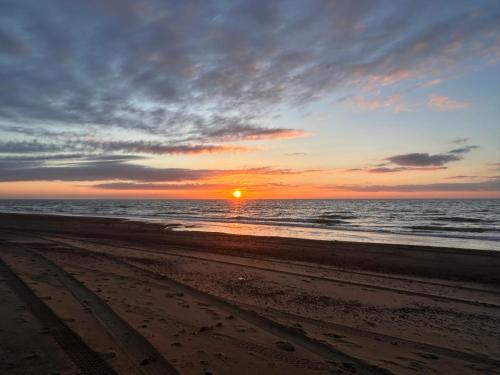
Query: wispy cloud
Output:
[[448, 145, 479, 155], [93, 141, 252, 155], [199, 125, 307, 142], [91, 181, 298, 191], [451, 137, 469, 144], [349, 95, 408, 113], [235, 167, 321, 175], [0, 141, 65, 153], [0, 163, 224, 183], [428, 95, 471, 111], [326, 178, 500, 192], [366, 166, 447, 173], [365, 69, 413, 88], [0, 152, 317, 182], [0, 140, 252, 155], [92, 182, 228, 190], [421, 79, 441, 88], [444, 175, 489, 180]]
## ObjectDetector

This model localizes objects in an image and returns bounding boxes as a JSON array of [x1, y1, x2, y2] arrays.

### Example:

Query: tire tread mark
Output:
[[48, 236, 500, 309], [0, 255, 118, 375], [39, 240, 392, 374], [18, 247, 180, 375]]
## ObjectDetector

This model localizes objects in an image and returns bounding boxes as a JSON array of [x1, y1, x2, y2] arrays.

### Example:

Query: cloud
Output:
[[349, 95, 408, 113], [386, 146, 478, 167], [327, 178, 500, 192], [366, 167, 405, 173], [0, 141, 64, 153], [0, 152, 315, 182], [0, 162, 225, 183], [0, 139, 252, 155], [366, 166, 447, 173], [0, 154, 141, 166], [346, 166, 447, 173], [345, 168, 364, 172], [0, 26, 26, 55], [0, 0, 497, 143], [0, 125, 85, 138], [421, 79, 441, 88], [444, 175, 490, 180], [345, 144, 479, 173], [92, 182, 227, 190], [448, 145, 479, 154], [428, 95, 471, 111], [451, 137, 469, 144], [233, 166, 321, 175], [92, 141, 252, 155], [386, 152, 461, 167], [199, 124, 307, 141], [92, 181, 296, 190], [365, 69, 413, 88]]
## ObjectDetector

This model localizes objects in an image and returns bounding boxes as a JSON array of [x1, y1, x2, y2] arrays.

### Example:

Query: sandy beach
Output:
[[0, 213, 499, 374]]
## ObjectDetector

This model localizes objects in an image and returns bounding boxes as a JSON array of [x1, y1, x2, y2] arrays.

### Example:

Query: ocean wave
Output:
[[432, 217, 492, 223], [230, 215, 350, 226], [318, 213, 356, 220], [406, 225, 498, 233], [313, 218, 350, 225], [422, 210, 444, 215], [321, 211, 353, 215]]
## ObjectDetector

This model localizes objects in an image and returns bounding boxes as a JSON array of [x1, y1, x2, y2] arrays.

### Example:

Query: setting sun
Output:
[[232, 189, 242, 198]]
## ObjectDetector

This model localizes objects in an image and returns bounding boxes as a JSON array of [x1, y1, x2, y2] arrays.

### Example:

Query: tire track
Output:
[[53, 234, 500, 295], [60, 257, 500, 371], [249, 304, 500, 369], [0, 255, 118, 375], [47, 235, 500, 309], [2, 228, 499, 295], [61, 261, 334, 372], [35, 239, 391, 374], [5, 244, 179, 375]]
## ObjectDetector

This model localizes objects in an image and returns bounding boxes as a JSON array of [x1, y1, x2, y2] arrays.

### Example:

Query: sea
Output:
[[0, 199, 498, 251]]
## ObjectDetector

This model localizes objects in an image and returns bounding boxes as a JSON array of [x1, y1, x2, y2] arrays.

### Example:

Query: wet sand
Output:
[[0, 213, 499, 374]]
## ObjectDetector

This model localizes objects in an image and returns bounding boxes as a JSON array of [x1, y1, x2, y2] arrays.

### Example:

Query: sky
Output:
[[0, 0, 499, 199]]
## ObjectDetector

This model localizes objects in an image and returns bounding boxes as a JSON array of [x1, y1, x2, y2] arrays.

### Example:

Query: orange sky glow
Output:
[[0, 180, 497, 200]]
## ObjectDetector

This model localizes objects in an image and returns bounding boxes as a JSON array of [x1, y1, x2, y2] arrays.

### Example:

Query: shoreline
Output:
[[1, 212, 499, 283], [0, 209, 498, 252]]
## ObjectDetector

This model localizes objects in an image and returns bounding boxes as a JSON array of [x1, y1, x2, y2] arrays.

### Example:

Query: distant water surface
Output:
[[0, 199, 498, 251]]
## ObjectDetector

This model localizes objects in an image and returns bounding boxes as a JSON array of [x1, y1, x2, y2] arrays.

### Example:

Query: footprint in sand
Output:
[[418, 353, 439, 360], [275, 341, 295, 351]]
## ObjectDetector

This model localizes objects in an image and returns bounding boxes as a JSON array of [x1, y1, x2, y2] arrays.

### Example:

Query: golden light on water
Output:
[[232, 189, 242, 198]]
